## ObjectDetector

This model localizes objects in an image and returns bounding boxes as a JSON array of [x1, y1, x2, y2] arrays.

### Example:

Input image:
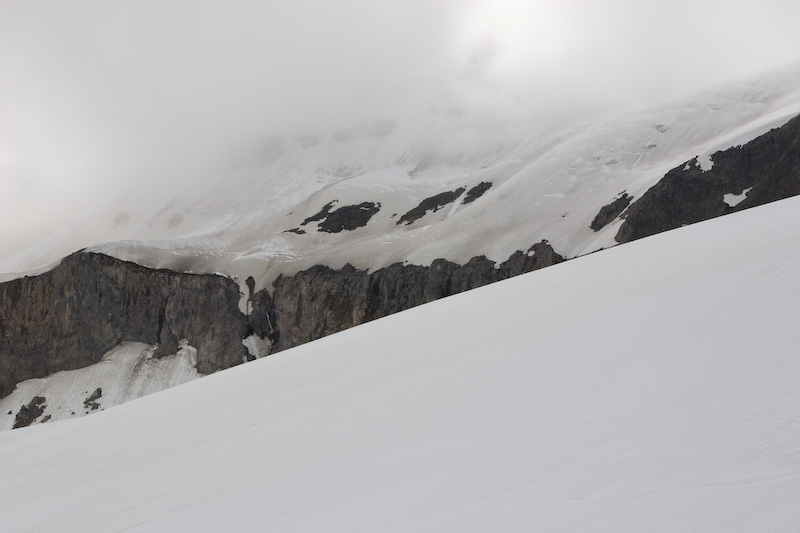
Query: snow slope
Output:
[[2, 195, 799, 532], [3, 63, 800, 289], [0, 342, 201, 431]]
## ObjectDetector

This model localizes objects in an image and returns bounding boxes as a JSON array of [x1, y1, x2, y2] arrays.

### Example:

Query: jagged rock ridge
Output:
[[462, 182, 492, 204], [1, 242, 566, 403], [617, 113, 800, 243], [265, 241, 564, 352]]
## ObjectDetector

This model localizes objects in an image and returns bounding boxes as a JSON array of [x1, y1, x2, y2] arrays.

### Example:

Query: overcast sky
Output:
[[2, 0, 800, 264]]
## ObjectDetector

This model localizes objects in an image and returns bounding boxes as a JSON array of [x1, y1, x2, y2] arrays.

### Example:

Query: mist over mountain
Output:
[[3, 0, 800, 267]]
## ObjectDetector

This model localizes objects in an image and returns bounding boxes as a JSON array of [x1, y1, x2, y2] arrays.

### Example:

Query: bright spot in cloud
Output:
[[457, 0, 564, 77]]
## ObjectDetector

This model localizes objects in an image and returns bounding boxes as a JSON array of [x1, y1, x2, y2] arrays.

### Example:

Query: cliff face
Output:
[[268, 241, 564, 352], [1, 242, 565, 401], [0, 252, 249, 398], [616, 113, 800, 243]]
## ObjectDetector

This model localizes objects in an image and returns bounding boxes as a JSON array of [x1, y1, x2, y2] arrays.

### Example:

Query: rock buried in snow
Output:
[[318, 202, 381, 233], [462, 182, 493, 204], [300, 201, 337, 226], [13, 396, 46, 429], [299, 201, 381, 233], [397, 188, 466, 225], [84, 388, 102, 411]]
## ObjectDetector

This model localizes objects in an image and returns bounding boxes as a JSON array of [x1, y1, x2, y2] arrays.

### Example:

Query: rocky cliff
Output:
[[616, 113, 800, 243], [266, 241, 564, 352], [1, 242, 565, 401], [0, 252, 250, 398]]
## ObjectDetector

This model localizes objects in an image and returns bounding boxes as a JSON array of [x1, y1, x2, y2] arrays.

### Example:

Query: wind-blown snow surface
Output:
[[0, 342, 201, 431], [2, 197, 799, 532], [3, 64, 800, 289]]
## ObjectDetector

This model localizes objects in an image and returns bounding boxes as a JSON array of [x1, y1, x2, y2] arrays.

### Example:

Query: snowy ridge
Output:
[[2, 64, 800, 289], [2, 196, 799, 531]]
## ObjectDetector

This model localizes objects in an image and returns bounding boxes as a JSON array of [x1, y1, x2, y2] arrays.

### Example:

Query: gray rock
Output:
[[0, 252, 249, 398], [13, 396, 46, 429], [318, 202, 380, 233], [462, 182, 493, 204], [590, 193, 632, 231], [397, 188, 466, 225], [269, 241, 565, 352], [617, 113, 800, 243], [301, 201, 337, 226]]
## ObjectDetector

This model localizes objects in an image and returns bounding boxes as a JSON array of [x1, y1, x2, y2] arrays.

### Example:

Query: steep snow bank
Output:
[[2, 196, 799, 532], [0, 342, 201, 431]]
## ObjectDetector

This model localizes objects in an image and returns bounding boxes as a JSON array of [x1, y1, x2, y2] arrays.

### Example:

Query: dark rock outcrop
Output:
[[247, 287, 277, 342], [397, 188, 466, 225], [270, 241, 564, 352], [318, 202, 380, 233], [301, 201, 337, 226], [617, 113, 800, 243], [590, 192, 632, 231], [2, 242, 567, 407], [298, 201, 381, 233], [0, 252, 249, 398], [463, 182, 493, 204], [13, 396, 46, 429], [84, 388, 102, 410]]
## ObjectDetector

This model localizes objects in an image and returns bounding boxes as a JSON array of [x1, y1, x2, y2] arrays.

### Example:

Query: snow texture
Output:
[[696, 153, 714, 171], [1, 196, 799, 532], [724, 187, 753, 207]]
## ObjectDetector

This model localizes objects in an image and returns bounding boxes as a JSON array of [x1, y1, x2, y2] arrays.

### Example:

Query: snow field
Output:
[[1, 196, 799, 531], [0, 342, 201, 431]]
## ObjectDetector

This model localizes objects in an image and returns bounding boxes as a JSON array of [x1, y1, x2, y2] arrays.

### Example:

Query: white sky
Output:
[[2, 0, 800, 263]]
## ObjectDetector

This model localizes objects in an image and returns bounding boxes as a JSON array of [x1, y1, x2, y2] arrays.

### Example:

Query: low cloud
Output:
[[2, 0, 800, 264]]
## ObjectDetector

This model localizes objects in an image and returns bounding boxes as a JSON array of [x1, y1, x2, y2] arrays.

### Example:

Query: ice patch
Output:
[[243, 334, 271, 359], [696, 154, 714, 172], [723, 187, 753, 207]]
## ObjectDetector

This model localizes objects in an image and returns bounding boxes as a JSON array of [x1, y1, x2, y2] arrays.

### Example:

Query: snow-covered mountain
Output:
[[3, 64, 800, 287], [2, 64, 800, 431], [2, 194, 799, 531]]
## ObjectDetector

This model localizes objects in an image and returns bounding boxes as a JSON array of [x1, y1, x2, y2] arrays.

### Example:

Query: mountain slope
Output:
[[3, 64, 800, 287], [2, 65, 800, 429], [2, 196, 799, 532]]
